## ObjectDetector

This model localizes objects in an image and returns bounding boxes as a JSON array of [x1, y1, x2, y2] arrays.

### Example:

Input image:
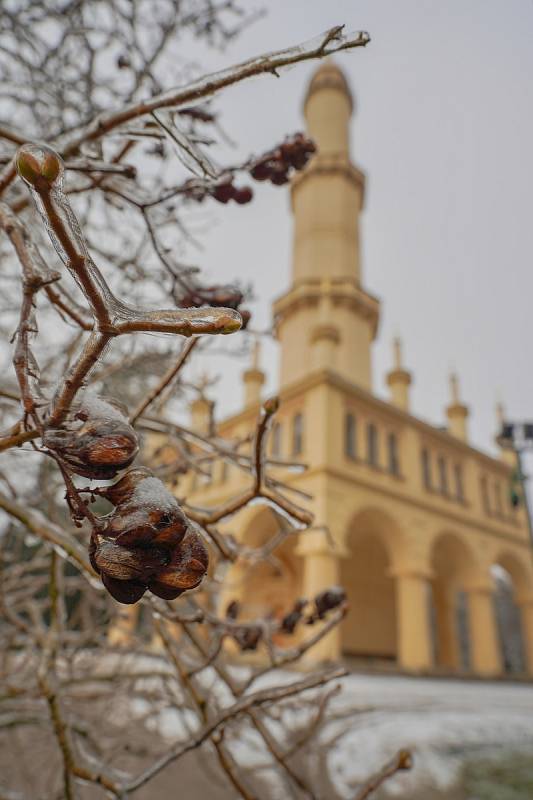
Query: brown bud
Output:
[[263, 396, 279, 416], [280, 598, 307, 634], [225, 599, 240, 620], [250, 161, 271, 181], [16, 144, 63, 190], [100, 467, 154, 507], [314, 586, 346, 619], [232, 625, 262, 651], [239, 309, 252, 330], [147, 529, 208, 599], [101, 573, 146, 604], [233, 186, 253, 204], [44, 418, 139, 479], [397, 749, 413, 770], [270, 167, 289, 186], [212, 180, 234, 204], [104, 501, 189, 549], [93, 538, 168, 582]]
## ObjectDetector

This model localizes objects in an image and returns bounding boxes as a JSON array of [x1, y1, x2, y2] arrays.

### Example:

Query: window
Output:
[[453, 463, 464, 501], [292, 413, 303, 456], [345, 413, 356, 460], [480, 475, 490, 514], [271, 422, 282, 458], [387, 432, 399, 475], [494, 481, 503, 515], [437, 456, 448, 495], [367, 423, 378, 467], [421, 448, 431, 489]]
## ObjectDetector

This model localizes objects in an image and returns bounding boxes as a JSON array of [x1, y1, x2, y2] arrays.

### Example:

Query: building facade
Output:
[[184, 63, 533, 677]]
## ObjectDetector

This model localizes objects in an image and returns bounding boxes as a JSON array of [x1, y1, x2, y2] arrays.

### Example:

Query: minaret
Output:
[[242, 338, 265, 407], [386, 337, 412, 411], [272, 61, 380, 390], [446, 373, 469, 441]]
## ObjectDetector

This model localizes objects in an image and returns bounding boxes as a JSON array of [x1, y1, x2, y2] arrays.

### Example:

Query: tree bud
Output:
[[16, 144, 63, 190], [43, 396, 139, 479], [147, 529, 208, 599], [232, 625, 262, 651]]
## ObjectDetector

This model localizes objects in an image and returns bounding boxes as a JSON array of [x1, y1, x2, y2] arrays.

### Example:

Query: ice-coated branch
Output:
[[129, 337, 199, 424], [124, 665, 347, 792], [352, 749, 413, 800], [0, 202, 60, 419], [59, 26, 370, 159], [14, 143, 241, 426]]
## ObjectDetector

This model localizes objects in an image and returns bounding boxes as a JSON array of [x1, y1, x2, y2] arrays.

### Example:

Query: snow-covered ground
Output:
[[325, 672, 533, 796], [132, 659, 533, 797]]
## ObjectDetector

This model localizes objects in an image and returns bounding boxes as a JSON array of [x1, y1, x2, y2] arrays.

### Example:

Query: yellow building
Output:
[[185, 62, 533, 678]]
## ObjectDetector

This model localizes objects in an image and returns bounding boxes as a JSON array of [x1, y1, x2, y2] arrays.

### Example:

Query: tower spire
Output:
[[386, 337, 412, 411], [446, 372, 469, 441], [272, 62, 379, 390], [242, 336, 265, 407]]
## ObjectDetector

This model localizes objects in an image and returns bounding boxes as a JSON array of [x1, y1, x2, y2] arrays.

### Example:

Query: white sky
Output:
[[179, 1, 533, 476]]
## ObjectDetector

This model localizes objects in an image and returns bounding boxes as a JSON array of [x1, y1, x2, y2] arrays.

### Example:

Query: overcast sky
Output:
[[180, 0, 533, 473]]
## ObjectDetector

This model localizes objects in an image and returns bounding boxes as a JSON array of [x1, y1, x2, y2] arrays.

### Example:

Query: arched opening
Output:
[[492, 553, 529, 674], [430, 532, 476, 672], [222, 507, 303, 646], [340, 509, 398, 663]]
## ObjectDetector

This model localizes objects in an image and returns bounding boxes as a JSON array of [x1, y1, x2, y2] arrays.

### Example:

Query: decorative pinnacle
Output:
[[450, 372, 460, 405], [393, 337, 403, 370], [251, 337, 261, 370]]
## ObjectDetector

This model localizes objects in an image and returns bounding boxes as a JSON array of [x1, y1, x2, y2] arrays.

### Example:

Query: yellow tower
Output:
[[184, 62, 533, 678], [273, 61, 379, 390]]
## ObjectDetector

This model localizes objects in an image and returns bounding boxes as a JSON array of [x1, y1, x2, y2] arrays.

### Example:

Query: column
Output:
[[516, 595, 533, 676], [394, 569, 433, 672], [296, 531, 342, 662], [433, 581, 461, 670], [466, 583, 502, 676]]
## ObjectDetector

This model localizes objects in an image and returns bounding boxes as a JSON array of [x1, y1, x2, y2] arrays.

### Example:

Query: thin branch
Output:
[[129, 337, 198, 423], [352, 750, 413, 800], [58, 27, 370, 158], [124, 666, 347, 792]]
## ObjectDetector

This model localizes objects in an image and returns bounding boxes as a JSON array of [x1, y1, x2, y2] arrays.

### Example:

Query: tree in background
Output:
[[0, 3, 411, 797]]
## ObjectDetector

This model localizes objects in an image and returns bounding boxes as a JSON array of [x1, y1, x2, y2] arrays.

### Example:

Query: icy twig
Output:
[[58, 26, 370, 159], [352, 749, 413, 800]]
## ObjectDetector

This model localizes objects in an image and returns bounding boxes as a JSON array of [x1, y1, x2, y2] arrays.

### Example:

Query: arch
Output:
[[493, 548, 532, 596], [340, 508, 403, 663], [429, 531, 478, 672], [491, 548, 532, 674]]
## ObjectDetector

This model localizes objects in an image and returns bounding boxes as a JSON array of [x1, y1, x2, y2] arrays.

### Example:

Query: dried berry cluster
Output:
[[178, 285, 251, 328], [182, 177, 253, 205], [250, 133, 316, 186], [225, 586, 346, 652], [180, 131, 316, 207], [90, 467, 208, 604], [180, 284, 244, 310], [43, 398, 138, 479], [44, 396, 208, 604]]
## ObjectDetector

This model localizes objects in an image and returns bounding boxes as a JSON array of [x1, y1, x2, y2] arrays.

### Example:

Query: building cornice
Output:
[[291, 156, 365, 200], [217, 368, 513, 475], [301, 464, 529, 548], [272, 280, 380, 339]]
